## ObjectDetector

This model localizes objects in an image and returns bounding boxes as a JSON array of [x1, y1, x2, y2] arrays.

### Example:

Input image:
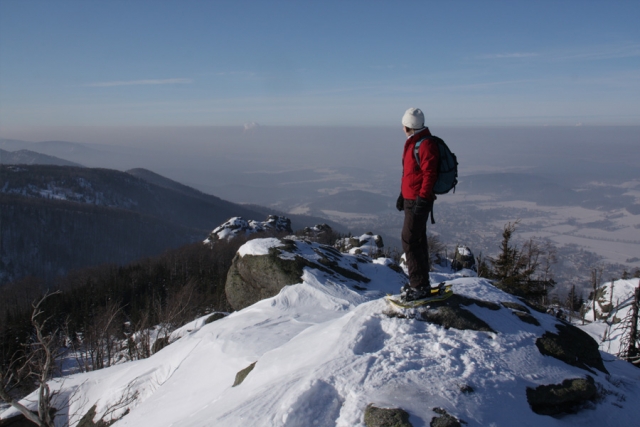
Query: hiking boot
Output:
[[401, 285, 432, 302], [400, 284, 412, 298], [400, 283, 423, 298]]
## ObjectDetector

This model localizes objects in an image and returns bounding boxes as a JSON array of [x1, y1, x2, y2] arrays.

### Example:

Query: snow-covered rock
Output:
[[451, 245, 476, 272], [204, 215, 292, 243], [299, 223, 335, 242], [225, 237, 389, 311], [335, 232, 384, 257], [2, 242, 640, 427]]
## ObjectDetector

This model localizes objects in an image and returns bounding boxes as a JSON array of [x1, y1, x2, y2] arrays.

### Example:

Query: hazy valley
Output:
[[2, 125, 639, 299]]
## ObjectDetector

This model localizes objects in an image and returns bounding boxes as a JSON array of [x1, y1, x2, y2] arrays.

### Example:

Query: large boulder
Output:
[[535, 323, 608, 374], [225, 238, 371, 311], [364, 405, 412, 427], [526, 376, 597, 415]]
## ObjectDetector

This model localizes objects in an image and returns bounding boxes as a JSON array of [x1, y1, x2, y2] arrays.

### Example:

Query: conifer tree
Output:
[[487, 221, 556, 303]]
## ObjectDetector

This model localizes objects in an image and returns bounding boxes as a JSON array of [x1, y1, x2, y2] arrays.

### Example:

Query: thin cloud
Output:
[[479, 44, 640, 62], [477, 53, 539, 59], [554, 43, 640, 61], [85, 78, 193, 87]]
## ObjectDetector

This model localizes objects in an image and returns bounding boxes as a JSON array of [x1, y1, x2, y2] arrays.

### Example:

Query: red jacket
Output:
[[401, 127, 439, 201]]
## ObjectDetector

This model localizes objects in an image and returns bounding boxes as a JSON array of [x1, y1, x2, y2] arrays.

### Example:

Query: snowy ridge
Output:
[[2, 240, 640, 426]]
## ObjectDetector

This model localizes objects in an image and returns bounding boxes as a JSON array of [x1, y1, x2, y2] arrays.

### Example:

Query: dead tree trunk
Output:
[[627, 286, 640, 363], [592, 269, 597, 322], [0, 291, 61, 427]]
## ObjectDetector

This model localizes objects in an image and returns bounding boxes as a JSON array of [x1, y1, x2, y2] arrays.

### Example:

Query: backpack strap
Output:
[[414, 137, 437, 224], [413, 138, 426, 167]]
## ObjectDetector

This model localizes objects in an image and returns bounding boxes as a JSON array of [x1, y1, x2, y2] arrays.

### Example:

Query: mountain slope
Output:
[[3, 239, 638, 426], [0, 165, 344, 284]]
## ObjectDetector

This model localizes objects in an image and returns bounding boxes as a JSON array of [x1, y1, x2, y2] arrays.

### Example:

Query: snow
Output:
[[3, 239, 640, 427], [237, 237, 284, 257], [579, 278, 640, 356], [457, 246, 472, 257]]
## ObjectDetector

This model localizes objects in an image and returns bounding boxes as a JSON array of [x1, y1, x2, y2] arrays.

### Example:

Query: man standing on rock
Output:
[[396, 107, 439, 302]]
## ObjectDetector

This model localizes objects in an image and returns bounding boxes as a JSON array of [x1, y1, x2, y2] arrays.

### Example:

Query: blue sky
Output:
[[1, 0, 639, 128]]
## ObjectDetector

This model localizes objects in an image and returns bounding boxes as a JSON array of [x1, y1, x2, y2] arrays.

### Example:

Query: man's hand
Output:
[[412, 196, 431, 216], [396, 194, 404, 211]]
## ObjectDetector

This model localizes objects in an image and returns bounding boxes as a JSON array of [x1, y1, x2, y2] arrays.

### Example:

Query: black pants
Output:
[[402, 198, 433, 288]]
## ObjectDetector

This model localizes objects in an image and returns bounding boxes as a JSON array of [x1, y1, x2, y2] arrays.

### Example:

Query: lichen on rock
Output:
[[535, 323, 608, 374], [233, 362, 256, 387], [417, 294, 496, 333], [430, 407, 464, 427], [364, 405, 413, 427], [526, 376, 597, 415]]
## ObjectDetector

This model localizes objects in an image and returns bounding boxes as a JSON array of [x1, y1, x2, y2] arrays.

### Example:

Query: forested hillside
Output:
[[0, 165, 343, 284]]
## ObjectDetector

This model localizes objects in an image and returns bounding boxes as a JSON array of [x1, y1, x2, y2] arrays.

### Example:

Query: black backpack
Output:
[[414, 136, 458, 195]]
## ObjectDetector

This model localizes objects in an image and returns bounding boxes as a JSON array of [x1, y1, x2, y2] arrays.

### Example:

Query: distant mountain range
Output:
[[0, 148, 83, 167], [0, 138, 104, 159], [0, 165, 346, 285]]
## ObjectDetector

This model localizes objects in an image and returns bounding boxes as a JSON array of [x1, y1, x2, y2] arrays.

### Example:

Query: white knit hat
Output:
[[402, 107, 424, 129]]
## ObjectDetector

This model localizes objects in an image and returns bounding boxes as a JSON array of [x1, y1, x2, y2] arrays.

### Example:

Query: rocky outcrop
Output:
[[300, 223, 335, 244], [335, 232, 384, 257], [233, 362, 257, 387], [526, 376, 597, 415], [204, 313, 226, 324], [536, 323, 608, 374], [451, 245, 476, 272], [418, 295, 497, 332], [387, 292, 607, 375], [205, 215, 292, 243], [386, 294, 498, 333], [225, 238, 372, 311], [364, 405, 412, 427], [430, 407, 464, 427]]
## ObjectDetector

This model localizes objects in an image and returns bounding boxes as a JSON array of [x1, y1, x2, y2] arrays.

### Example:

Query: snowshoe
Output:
[[387, 282, 453, 308]]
